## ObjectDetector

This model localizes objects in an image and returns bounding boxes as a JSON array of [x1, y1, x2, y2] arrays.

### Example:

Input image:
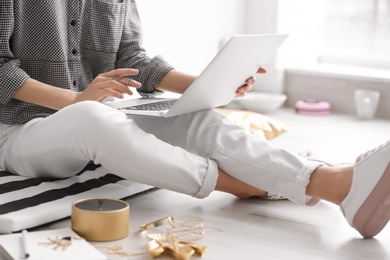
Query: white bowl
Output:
[[235, 92, 287, 113]]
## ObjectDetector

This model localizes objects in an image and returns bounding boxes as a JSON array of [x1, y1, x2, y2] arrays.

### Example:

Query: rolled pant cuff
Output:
[[194, 159, 219, 199], [294, 161, 323, 207]]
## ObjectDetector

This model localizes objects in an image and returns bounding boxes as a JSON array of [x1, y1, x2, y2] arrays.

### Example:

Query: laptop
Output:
[[106, 34, 288, 117]]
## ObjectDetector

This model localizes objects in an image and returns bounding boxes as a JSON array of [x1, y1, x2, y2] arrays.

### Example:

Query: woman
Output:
[[0, 0, 389, 239]]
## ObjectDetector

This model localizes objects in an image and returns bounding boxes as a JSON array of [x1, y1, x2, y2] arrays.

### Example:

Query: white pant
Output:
[[0, 101, 321, 206]]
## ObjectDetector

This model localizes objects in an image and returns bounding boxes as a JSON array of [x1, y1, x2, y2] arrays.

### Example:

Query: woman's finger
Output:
[[99, 87, 126, 100], [111, 76, 141, 88], [107, 80, 135, 95], [241, 84, 252, 92], [103, 68, 139, 78], [245, 76, 256, 85], [236, 84, 252, 95]]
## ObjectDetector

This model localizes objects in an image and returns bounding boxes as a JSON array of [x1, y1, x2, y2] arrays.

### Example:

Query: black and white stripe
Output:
[[0, 164, 153, 234]]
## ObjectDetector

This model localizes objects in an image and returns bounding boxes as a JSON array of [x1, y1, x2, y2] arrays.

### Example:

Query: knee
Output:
[[187, 109, 226, 128], [62, 100, 109, 115], [58, 101, 128, 131]]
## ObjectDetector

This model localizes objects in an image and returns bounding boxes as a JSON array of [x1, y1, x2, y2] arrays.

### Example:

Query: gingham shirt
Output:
[[0, 0, 174, 125]]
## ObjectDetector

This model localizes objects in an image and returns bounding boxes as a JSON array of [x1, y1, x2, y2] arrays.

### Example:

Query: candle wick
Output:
[[97, 200, 104, 211]]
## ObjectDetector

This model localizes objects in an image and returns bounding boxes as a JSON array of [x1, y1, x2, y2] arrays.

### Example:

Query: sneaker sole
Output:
[[353, 161, 390, 238]]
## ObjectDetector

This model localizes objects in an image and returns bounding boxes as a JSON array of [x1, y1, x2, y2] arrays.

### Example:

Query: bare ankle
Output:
[[215, 168, 267, 199], [335, 167, 353, 204], [306, 166, 353, 205], [233, 190, 268, 199]]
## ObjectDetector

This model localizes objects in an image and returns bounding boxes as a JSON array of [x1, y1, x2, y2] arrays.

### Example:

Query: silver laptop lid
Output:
[[165, 34, 288, 117]]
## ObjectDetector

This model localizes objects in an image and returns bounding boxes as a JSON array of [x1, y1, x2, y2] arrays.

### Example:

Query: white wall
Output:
[[243, 0, 284, 93], [136, 0, 245, 75], [136, 0, 286, 93]]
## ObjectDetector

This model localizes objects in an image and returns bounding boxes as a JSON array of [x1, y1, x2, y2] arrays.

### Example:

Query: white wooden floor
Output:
[[48, 189, 390, 260], [44, 108, 390, 259]]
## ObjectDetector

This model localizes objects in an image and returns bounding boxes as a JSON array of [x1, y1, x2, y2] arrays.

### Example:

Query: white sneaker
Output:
[[340, 140, 390, 238]]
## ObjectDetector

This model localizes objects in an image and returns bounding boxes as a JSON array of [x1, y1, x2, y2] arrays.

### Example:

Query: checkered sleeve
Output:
[[115, 0, 174, 97], [0, 1, 30, 105]]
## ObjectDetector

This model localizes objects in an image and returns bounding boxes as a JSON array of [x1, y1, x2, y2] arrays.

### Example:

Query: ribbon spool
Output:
[[71, 198, 129, 241]]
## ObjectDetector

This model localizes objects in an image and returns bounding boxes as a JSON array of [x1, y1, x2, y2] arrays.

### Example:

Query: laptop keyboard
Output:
[[125, 99, 177, 111]]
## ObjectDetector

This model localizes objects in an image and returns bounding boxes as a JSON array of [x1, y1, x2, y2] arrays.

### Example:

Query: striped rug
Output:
[[0, 164, 153, 234]]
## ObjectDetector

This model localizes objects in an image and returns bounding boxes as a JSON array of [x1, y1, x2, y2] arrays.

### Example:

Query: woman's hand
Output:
[[235, 67, 267, 97], [74, 68, 142, 103]]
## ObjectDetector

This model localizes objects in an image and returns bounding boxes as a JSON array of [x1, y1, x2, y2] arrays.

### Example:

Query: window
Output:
[[319, 0, 390, 68], [278, 0, 390, 69]]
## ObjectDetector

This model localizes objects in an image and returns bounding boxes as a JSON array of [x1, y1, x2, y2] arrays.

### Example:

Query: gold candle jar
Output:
[[71, 198, 129, 241]]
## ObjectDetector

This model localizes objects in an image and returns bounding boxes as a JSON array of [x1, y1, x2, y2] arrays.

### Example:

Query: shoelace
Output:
[[355, 140, 390, 163]]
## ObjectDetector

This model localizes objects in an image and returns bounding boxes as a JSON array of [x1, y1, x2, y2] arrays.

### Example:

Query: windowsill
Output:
[[283, 62, 390, 120], [284, 63, 390, 84]]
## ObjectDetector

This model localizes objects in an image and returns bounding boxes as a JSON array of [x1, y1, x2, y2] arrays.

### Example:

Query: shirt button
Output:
[[70, 20, 77, 26], [73, 80, 77, 86], [72, 49, 78, 55]]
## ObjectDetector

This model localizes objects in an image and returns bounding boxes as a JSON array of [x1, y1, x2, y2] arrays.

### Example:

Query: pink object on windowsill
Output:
[[295, 99, 331, 115]]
